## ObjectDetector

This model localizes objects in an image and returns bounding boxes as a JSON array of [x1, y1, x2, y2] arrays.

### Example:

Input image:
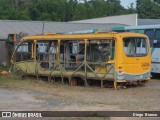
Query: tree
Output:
[[126, 3, 136, 14], [107, 0, 127, 15], [136, 0, 160, 19], [153, 0, 160, 4], [65, 0, 78, 21], [0, 0, 159, 21]]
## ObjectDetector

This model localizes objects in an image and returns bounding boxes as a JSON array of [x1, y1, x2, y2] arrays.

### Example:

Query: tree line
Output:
[[0, 0, 159, 22]]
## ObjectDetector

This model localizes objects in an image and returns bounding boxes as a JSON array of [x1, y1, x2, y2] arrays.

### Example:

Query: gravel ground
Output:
[[0, 79, 160, 120]]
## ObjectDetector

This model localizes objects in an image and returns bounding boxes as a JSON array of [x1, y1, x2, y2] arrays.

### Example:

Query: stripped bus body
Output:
[[11, 32, 151, 88]]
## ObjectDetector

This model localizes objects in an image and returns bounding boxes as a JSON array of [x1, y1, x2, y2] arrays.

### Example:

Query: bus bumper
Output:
[[115, 71, 150, 81]]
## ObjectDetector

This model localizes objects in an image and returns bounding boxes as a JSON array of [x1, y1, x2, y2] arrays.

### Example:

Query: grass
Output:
[[0, 73, 109, 104], [0, 73, 103, 91], [0, 73, 109, 103], [0, 73, 74, 102], [0, 73, 99, 95], [0, 73, 59, 91], [0, 65, 10, 71], [0, 74, 111, 119]]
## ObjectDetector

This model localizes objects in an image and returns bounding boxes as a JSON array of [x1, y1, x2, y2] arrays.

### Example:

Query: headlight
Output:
[[117, 75, 124, 79], [117, 71, 124, 79]]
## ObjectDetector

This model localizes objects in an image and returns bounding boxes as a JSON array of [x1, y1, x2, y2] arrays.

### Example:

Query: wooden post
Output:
[[89, 40, 92, 61], [64, 43, 66, 68], [33, 40, 37, 61], [84, 39, 88, 86], [57, 40, 61, 63], [33, 40, 37, 76]]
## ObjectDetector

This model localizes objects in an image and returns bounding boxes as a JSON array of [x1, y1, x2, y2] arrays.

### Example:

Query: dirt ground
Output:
[[0, 74, 160, 120]]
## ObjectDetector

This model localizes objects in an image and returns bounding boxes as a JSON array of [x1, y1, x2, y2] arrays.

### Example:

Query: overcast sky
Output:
[[120, 0, 136, 8]]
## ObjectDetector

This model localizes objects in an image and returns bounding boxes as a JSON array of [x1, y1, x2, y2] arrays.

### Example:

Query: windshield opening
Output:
[[123, 37, 148, 57]]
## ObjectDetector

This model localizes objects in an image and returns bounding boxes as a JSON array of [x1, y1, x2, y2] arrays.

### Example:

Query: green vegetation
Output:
[[137, 0, 160, 19], [0, 73, 98, 92], [0, 0, 159, 21], [0, 65, 10, 71], [0, 73, 56, 90], [0, 0, 135, 22]]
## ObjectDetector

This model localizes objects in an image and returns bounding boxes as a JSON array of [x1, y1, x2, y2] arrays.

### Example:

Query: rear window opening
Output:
[[123, 37, 148, 57]]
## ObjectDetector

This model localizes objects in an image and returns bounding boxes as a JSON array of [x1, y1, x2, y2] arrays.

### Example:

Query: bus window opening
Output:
[[123, 37, 148, 57]]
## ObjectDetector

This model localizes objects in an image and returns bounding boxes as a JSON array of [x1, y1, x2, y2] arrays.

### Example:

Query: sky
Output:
[[78, 0, 137, 8], [120, 0, 136, 8]]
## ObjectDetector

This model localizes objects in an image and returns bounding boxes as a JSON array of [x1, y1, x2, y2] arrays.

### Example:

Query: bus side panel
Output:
[[151, 48, 160, 73]]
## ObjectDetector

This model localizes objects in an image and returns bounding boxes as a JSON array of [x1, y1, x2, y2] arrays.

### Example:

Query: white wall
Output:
[[70, 14, 138, 26]]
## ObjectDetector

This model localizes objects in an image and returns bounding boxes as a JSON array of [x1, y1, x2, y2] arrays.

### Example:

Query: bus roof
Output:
[[21, 32, 148, 41], [125, 24, 160, 30]]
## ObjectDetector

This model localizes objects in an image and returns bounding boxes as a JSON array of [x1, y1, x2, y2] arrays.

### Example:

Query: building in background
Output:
[[70, 14, 138, 26], [70, 13, 160, 26]]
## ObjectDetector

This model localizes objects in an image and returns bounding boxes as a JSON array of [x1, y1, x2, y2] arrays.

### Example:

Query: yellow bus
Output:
[[11, 32, 151, 89]]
